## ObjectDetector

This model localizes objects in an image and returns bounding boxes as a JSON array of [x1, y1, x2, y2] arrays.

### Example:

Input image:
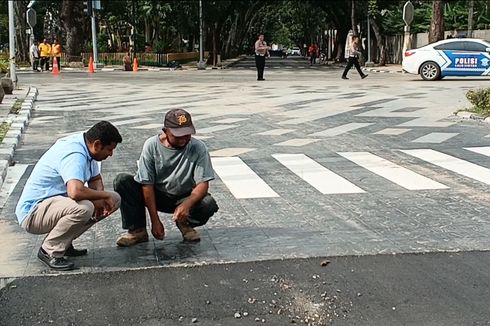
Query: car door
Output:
[[434, 40, 490, 77], [433, 41, 474, 77], [464, 41, 490, 77]]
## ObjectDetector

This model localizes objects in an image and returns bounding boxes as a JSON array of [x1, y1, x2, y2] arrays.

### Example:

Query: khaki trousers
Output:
[[22, 192, 121, 257]]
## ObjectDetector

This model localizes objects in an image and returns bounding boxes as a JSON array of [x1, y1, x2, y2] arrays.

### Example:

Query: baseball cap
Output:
[[164, 109, 196, 137]]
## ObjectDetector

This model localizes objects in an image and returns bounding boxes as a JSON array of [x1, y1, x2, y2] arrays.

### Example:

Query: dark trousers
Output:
[[40, 56, 50, 71], [32, 57, 39, 71], [255, 55, 266, 80], [309, 54, 317, 65], [113, 173, 219, 230], [342, 56, 364, 77]]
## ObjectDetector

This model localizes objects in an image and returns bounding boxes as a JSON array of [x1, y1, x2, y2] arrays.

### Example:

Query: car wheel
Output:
[[420, 61, 441, 81]]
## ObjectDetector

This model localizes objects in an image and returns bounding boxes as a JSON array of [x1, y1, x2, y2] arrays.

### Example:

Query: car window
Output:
[[434, 41, 466, 51], [464, 41, 487, 52]]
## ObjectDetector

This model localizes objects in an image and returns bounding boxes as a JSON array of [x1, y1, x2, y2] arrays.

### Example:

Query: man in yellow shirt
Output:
[[52, 39, 62, 71], [38, 38, 51, 72]]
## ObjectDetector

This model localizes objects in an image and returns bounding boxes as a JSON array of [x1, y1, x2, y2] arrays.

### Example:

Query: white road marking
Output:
[[272, 154, 365, 194], [338, 152, 448, 190], [211, 157, 279, 199]]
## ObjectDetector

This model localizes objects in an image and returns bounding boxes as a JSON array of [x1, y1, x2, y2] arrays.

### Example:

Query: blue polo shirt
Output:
[[15, 133, 100, 225]]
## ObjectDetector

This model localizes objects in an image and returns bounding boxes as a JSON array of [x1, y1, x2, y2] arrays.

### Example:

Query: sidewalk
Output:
[[0, 86, 37, 188]]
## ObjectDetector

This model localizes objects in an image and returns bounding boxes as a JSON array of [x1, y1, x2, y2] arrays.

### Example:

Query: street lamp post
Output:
[[365, 11, 374, 67], [8, 0, 16, 87], [197, 0, 206, 70]]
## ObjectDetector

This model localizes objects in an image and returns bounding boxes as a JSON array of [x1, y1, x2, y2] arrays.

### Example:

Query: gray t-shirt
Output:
[[135, 135, 215, 196]]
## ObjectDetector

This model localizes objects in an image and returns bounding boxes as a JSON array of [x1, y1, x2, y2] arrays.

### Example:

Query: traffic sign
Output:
[[26, 8, 36, 28], [403, 1, 414, 26]]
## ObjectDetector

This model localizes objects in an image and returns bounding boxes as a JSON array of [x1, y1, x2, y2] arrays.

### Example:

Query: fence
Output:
[[376, 29, 490, 64], [73, 51, 209, 67]]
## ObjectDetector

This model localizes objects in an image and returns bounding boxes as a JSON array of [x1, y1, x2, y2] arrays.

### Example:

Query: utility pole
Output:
[[365, 11, 373, 67], [197, 0, 206, 70], [8, 0, 16, 87]]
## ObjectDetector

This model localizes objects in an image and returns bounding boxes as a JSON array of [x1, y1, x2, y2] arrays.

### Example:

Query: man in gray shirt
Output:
[[114, 109, 218, 246]]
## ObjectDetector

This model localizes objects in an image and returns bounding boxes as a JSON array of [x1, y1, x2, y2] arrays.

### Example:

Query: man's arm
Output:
[[66, 179, 116, 218], [142, 184, 165, 240], [173, 181, 209, 222], [88, 174, 104, 191]]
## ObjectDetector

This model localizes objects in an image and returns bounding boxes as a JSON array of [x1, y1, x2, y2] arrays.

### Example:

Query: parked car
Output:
[[288, 47, 302, 56], [402, 38, 490, 81]]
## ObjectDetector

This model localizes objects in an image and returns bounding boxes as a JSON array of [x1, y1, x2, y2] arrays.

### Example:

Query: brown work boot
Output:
[[116, 229, 149, 247], [176, 221, 200, 242]]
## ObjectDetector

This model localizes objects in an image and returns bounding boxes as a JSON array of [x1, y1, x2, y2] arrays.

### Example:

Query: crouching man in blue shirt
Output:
[[15, 121, 123, 271]]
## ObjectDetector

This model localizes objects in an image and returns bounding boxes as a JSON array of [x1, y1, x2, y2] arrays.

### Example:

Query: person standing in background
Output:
[[30, 41, 40, 72], [38, 38, 51, 72], [51, 39, 62, 71], [254, 34, 270, 81]]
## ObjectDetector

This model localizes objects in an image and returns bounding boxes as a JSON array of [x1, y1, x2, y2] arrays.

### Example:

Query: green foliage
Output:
[[97, 34, 110, 53], [466, 88, 490, 115], [0, 59, 8, 74], [153, 40, 166, 53], [0, 121, 11, 143]]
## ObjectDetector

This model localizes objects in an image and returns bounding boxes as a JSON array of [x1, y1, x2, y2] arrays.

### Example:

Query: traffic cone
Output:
[[52, 58, 60, 75], [88, 56, 95, 73], [133, 58, 139, 72]]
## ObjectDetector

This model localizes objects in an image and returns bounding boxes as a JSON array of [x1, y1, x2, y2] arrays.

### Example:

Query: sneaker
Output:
[[341, 76, 348, 80], [37, 248, 75, 271], [361, 74, 368, 79], [65, 244, 88, 257], [176, 221, 201, 242], [116, 230, 149, 247]]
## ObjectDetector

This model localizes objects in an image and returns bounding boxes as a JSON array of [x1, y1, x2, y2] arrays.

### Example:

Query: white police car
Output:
[[402, 38, 490, 80]]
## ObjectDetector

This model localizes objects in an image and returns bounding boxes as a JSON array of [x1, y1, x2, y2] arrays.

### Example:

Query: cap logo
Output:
[[177, 114, 188, 126]]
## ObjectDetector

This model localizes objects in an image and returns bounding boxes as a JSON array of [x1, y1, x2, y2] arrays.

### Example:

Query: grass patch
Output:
[[9, 99, 23, 114], [465, 87, 490, 116], [0, 121, 11, 142]]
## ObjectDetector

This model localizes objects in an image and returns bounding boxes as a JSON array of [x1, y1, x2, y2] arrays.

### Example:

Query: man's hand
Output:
[[92, 197, 115, 221], [172, 202, 191, 223], [151, 220, 165, 240]]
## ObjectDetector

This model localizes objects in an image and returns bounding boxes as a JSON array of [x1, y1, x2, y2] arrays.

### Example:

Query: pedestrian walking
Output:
[[254, 34, 270, 81], [38, 38, 51, 72], [308, 43, 318, 65], [341, 35, 368, 80], [51, 38, 62, 70], [15, 121, 123, 271], [114, 109, 219, 247], [30, 41, 40, 72]]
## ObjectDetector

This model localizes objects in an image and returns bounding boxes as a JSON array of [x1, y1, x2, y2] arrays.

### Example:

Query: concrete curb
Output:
[[0, 87, 38, 188], [454, 110, 490, 123], [362, 67, 403, 74]]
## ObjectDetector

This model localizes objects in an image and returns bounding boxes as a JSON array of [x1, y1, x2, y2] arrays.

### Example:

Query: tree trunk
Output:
[[369, 16, 386, 66], [14, 0, 29, 62], [467, 0, 474, 38], [351, 0, 358, 35], [429, 0, 444, 43], [60, 1, 86, 62]]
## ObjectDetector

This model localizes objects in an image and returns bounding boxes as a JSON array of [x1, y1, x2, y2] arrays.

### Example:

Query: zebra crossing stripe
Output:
[[401, 149, 490, 186], [464, 146, 490, 157], [211, 157, 279, 199], [272, 154, 365, 194], [338, 152, 448, 190]]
